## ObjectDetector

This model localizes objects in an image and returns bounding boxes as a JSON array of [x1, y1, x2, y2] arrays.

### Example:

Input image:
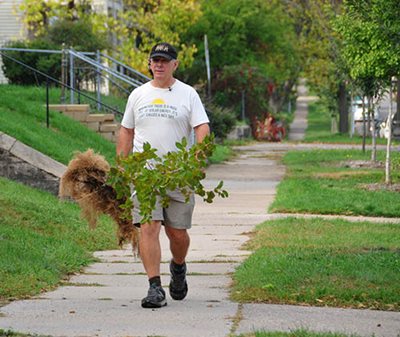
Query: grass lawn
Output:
[[0, 177, 119, 302], [0, 84, 117, 165], [232, 217, 400, 311], [269, 149, 400, 217]]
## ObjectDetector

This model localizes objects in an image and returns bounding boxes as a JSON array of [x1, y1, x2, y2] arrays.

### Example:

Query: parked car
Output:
[[351, 97, 383, 137], [351, 97, 381, 121]]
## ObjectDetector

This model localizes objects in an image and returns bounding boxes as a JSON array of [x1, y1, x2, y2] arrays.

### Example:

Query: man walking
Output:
[[116, 42, 210, 308]]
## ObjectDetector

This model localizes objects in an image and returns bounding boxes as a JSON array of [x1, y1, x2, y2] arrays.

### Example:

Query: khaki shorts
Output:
[[132, 191, 195, 229]]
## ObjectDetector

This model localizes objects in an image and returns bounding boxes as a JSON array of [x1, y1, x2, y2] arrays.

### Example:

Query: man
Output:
[[116, 42, 210, 308]]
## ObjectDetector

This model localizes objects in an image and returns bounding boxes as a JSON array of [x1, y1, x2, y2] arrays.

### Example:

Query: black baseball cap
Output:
[[150, 42, 177, 60]]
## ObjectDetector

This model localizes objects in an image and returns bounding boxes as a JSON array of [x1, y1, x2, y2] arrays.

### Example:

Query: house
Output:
[[0, 0, 123, 84], [0, 0, 26, 83]]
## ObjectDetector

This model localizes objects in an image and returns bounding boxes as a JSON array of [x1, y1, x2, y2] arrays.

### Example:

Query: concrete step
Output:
[[48, 104, 90, 113], [86, 114, 115, 123], [99, 122, 119, 133], [48, 104, 90, 122], [99, 131, 117, 142], [48, 104, 119, 142]]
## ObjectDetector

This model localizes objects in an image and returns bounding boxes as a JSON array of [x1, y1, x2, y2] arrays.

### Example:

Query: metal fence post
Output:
[[69, 49, 74, 104], [241, 90, 246, 121], [46, 77, 50, 128], [96, 50, 101, 111], [61, 43, 66, 104]]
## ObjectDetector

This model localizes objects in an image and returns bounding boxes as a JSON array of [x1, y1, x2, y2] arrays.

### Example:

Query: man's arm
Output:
[[116, 126, 135, 157], [194, 123, 210, 143]]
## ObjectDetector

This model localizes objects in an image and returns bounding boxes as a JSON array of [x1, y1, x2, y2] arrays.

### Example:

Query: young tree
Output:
[[336, 0, 400, 169]]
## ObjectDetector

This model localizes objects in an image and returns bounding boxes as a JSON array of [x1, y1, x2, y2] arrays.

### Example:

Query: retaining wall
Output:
[[0, 132, 66, 195]]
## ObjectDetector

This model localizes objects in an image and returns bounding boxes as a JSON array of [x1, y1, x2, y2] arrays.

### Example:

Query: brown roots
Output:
[[59, 149, 139, 253]]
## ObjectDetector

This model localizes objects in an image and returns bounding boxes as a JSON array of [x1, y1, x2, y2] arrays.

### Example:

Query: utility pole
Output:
[[204, 34, 211, 98]]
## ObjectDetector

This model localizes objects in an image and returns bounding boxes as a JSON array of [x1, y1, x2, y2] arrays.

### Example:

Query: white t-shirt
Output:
[[121, 79, 209, 157]]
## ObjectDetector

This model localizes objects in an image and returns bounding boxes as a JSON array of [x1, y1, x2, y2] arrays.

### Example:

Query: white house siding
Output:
[[0, 0, 26, 83]]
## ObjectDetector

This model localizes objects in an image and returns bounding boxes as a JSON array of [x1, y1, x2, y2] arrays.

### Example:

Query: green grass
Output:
[[209, 143, 234, 163], [238, 330, 361, 337], [304, 100, 397, 145], [0, 84, 117, 165], [209, 138, 255, 164], [0, 177, 119, 301], [232, 217, 400, 310], [269, 149, 400, 217]]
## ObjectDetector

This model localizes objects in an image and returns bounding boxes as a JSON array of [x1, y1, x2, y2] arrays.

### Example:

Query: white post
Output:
[[69, 50, 74, 104], [204, 34, 211, 98], [96, 50, 101, 111], [385, 78, 395, 184], [349, 93, 354, 138]]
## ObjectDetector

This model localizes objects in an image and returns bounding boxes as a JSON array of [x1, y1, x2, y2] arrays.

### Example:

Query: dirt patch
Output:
[[315, 171, 372, 179], [341, 160, 384, 169], [248, 153, 284, 160], [359, 182, 400, 192]]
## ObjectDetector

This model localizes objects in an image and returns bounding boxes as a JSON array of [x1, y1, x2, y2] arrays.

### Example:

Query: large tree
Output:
[[20, 0, 92, 38], [285, 0, 348, 133], [92, 0, 202, 74], [184, 0, 300, 127]]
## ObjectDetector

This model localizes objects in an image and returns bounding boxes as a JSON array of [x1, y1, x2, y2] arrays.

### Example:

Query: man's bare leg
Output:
[[165, 227, 190, 264], [139, 220, 162, 278], [139, 221, 167, 308], [165, 226, 190, 300]]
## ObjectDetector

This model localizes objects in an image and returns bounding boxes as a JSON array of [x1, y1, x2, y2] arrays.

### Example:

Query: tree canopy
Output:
[[335, 0, 400, 81]]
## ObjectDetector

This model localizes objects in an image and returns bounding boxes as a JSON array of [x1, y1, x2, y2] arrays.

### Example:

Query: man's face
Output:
[[149, 57, 178, 81]]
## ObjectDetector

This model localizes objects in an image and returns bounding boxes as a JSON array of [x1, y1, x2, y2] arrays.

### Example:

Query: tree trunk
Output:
[[270, 78, 297, 115], [338, 82, 348, 133], [331, 114, 338, 133]]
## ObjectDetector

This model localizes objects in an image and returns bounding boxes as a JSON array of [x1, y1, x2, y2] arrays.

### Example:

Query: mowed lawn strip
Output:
[[237, 330, 362, 337], [232, 217, 400, 310], [0, 177, 119, 301], [270, 149, 400, 217]]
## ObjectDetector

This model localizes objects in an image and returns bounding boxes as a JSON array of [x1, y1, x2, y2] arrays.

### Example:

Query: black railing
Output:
[[0, 51, 123, 128]]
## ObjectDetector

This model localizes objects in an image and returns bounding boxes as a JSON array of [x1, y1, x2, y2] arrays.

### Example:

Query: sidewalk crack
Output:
[[228, 303, 243, 337]]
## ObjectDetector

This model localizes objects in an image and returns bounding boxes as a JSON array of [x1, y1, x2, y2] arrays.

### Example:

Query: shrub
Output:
[[2, 39, 61, 85], [1, 19, 109, 85], [46, 19, 109, 52], [207, 104, 236, 140]]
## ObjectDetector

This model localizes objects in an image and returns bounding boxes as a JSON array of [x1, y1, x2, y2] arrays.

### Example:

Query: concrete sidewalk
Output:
[[1, 95, 399, 337]]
